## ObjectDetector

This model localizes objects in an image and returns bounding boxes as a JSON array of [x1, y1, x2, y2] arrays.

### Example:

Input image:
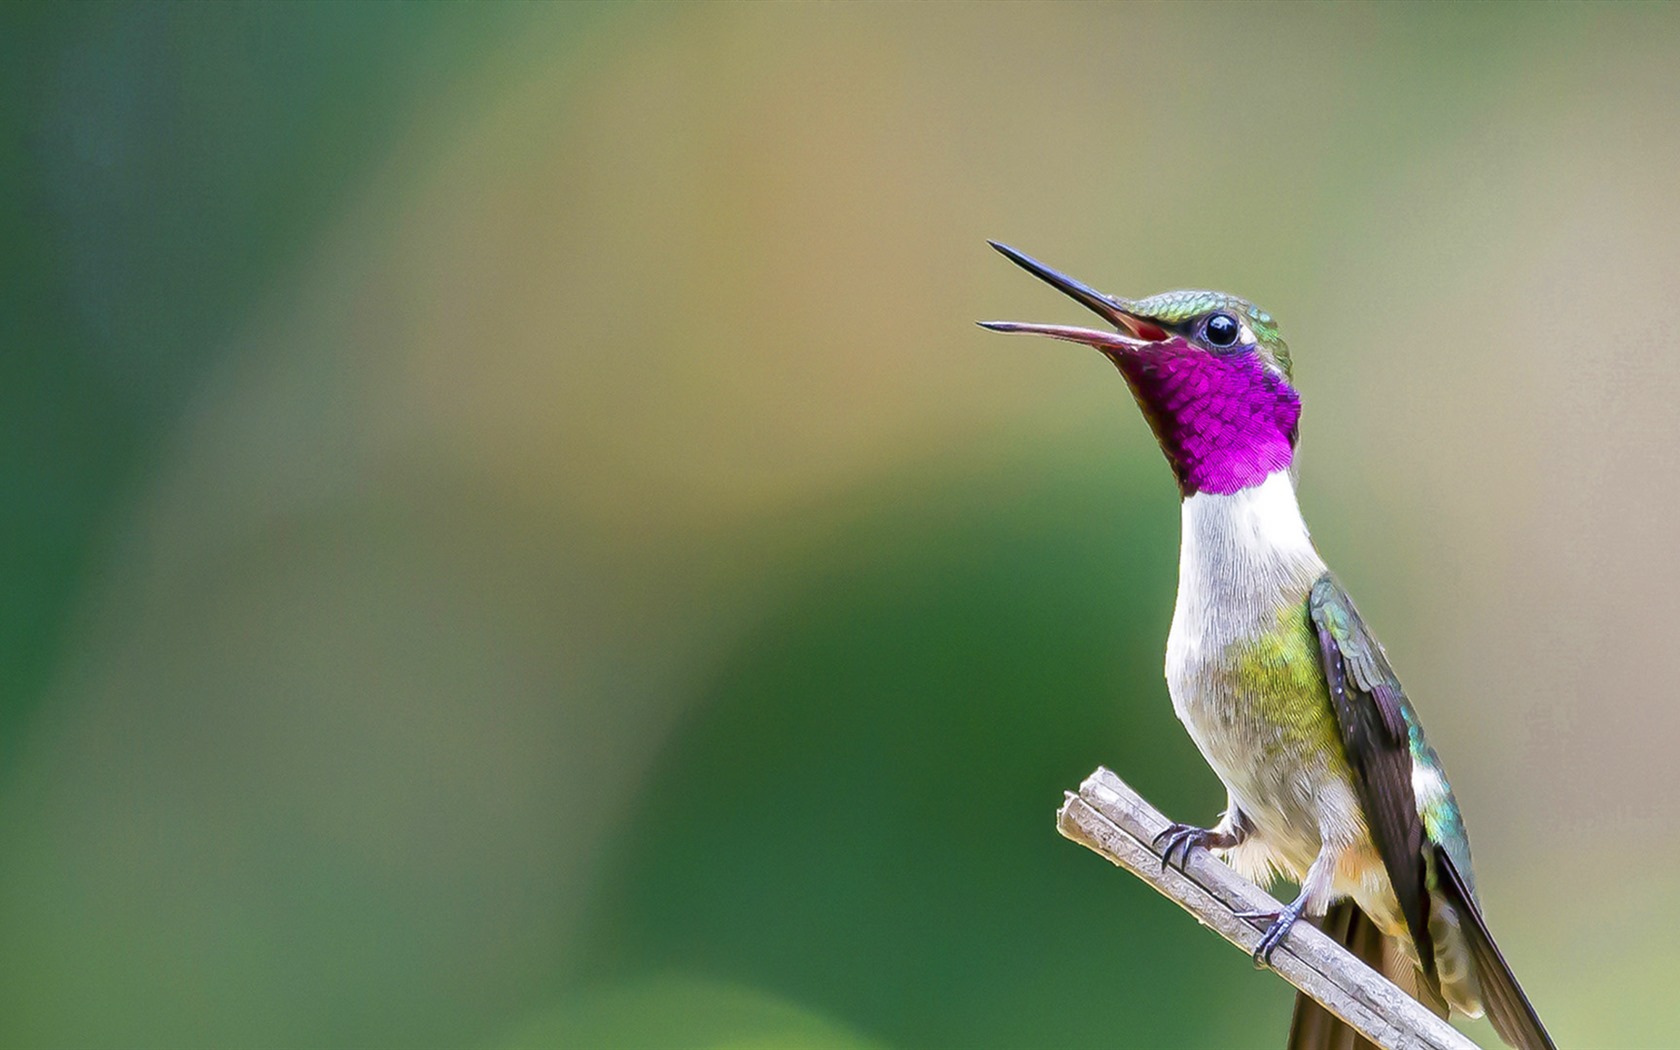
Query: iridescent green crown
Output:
[[1126, 290, 1292, 380]]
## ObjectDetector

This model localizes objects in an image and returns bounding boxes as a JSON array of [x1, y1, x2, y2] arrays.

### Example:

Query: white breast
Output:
[[1165, 469, 1325, 692], [1163, 469, 1341, 879]]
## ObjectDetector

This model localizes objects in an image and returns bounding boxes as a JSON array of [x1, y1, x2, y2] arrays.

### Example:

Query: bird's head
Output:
[[980, 241, 1300, 498]]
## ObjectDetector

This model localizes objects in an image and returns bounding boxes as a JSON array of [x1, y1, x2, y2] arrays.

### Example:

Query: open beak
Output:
[[977, 241, 1167, 353]]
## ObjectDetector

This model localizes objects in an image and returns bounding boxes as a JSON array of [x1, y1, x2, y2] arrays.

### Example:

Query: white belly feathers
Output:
[[1163, 469, 1342, 880]]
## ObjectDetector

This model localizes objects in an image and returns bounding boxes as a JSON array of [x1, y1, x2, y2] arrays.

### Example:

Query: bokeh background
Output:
[[5, 4, 1680, 1047]]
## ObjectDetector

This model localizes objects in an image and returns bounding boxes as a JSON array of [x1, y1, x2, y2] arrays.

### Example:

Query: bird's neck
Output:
[[1108, 347, 1301, 497], [1171, 469, 1326, 641]]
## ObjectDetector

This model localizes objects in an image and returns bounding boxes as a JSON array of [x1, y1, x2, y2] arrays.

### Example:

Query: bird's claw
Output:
[[1152, 822, 1215, 872], [1235, 901, 1305, 968]]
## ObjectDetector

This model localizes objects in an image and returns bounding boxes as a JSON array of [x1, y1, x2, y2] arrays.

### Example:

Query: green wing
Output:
[[1307, 573, 1437, 988], [1309, 573, 1555, 1049]]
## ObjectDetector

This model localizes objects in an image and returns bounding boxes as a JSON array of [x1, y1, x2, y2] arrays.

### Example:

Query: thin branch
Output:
[[1056, 767, 1479, 1050]]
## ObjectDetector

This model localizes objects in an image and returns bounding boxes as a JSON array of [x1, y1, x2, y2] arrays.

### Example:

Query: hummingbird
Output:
[[981, 242, 1553, 1050]]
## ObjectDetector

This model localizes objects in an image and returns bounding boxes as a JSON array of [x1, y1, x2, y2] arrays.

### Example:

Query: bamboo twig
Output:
[[1056, 767, 1479, 1050]]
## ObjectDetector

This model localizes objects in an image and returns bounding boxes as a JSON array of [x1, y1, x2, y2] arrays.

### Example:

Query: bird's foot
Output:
[[1234, 898, 1306, 968], [1151, 822, 1225, 872]]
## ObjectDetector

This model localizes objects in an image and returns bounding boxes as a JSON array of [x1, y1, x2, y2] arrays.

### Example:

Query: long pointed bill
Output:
[[977, 241, 1167, 352]]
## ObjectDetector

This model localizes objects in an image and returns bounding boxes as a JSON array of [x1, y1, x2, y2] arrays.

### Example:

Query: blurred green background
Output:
[[5, 3, 1680, 1047]]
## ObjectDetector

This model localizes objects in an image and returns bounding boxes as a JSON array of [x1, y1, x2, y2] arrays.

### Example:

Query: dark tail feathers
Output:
[[1288, 881, 1554, 1050], [1286, 901, 1387, 1050], [1434, 846, 1556, 1050]]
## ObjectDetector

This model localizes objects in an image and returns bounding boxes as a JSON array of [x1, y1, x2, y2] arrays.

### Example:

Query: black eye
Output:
[[1204, 312, 1240, 348]]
